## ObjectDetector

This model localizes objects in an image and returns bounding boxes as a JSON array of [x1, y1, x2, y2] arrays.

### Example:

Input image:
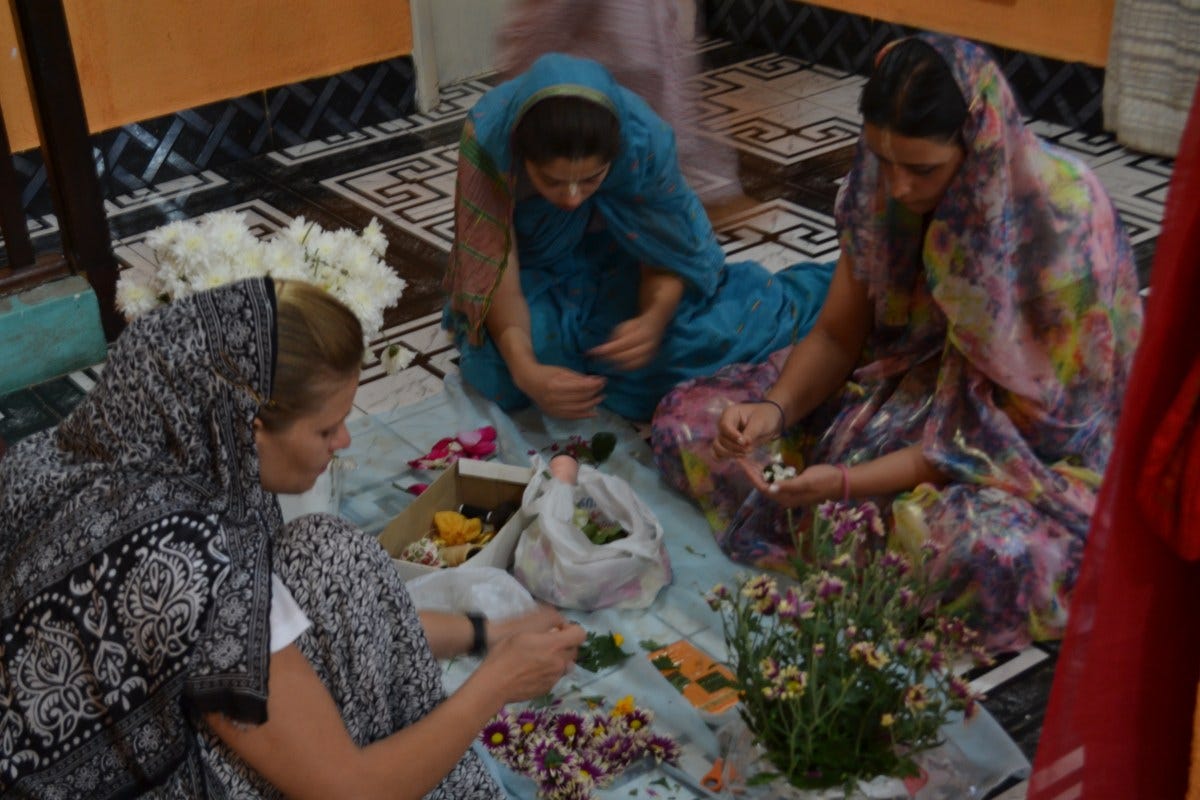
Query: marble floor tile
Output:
[[353, 364, 447, 416], [716, 198, 840, 269]]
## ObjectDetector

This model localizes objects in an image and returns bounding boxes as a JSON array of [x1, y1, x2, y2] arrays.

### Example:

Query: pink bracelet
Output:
[[836, 464, 851, 503]]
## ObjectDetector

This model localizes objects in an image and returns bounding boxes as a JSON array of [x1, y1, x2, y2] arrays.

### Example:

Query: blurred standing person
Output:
[[495, 0, 743, 205]]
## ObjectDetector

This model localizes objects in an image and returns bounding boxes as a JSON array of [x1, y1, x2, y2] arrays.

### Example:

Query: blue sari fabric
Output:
[[449, 54, 833, 420]]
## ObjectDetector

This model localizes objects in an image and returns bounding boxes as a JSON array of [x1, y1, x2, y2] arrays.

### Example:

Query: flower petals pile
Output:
[[480, 696, 679, 800], [408, 426, 498, 471]]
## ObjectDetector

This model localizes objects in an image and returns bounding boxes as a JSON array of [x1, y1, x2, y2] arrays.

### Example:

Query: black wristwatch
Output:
[[466, 612, 488, 657]]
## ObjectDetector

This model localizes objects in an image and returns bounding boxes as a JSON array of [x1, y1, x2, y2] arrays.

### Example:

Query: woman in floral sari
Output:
[[444, 53, 833, 421], [651, 35, 1142, 652]]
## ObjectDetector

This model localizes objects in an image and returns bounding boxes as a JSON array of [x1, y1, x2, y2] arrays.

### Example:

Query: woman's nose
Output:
[[332, 423, 352, 452], [557, 193, 586, 211], [889, 170, 912, 201]]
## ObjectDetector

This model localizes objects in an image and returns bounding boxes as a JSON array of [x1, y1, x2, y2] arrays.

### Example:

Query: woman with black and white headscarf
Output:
[[0, 277, 581, 798]]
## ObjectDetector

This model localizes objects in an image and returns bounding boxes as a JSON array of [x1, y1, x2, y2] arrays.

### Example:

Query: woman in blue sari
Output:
[[444, 53, 834, 420]]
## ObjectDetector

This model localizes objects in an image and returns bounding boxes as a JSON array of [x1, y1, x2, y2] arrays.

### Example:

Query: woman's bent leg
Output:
[[917, 485, 1085, 653], [651, 357, 783, 529]]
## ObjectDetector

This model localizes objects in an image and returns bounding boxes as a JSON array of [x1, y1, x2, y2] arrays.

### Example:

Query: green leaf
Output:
[[640, 639, 666, 652], [747, 771, 781, 786], [590, 431, 617, 463], [696, 671, 736, 693], [650, 654, 677, 671], [528, 692, 556, 708], [576, 632, 631, 672], [665, 671, 691, 691]]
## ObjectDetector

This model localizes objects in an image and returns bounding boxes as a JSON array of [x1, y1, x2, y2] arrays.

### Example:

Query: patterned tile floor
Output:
[[0, 39, 1175, 796]]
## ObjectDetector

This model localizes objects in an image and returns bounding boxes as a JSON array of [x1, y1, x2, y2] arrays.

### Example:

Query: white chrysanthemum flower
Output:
[[115, 277, 164, 318], [127, 210, 403, 342], [380, 344, 416, 374], [361, 217, 387, 256]]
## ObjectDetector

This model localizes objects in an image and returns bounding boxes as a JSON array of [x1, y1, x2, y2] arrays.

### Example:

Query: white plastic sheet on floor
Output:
[[336, 374, 1030, 799]]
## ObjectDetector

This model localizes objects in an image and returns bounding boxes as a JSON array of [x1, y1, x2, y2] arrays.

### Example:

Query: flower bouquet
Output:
[[707, 501, 990, 796], [116, 210, 407, 343], [480, 695, 679, 800]]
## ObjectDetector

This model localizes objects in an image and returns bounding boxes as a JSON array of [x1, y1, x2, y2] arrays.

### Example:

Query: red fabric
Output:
[[1030, 82, 1200, 799]]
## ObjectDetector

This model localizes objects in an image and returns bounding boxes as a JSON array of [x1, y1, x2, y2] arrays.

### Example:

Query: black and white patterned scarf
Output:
[[0, 279, 281, 797]]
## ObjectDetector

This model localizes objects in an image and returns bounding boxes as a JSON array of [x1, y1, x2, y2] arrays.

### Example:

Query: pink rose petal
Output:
[[469, 441, 497, 457], [456, 429, 483, 448]]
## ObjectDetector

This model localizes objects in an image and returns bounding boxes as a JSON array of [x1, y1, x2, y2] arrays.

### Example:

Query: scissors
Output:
[[660, 757, 738, 798], [701, 757, 739, 793]]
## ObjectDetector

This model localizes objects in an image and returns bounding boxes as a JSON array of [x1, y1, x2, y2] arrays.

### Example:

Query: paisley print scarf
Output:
[[0, 279, 280, 796]]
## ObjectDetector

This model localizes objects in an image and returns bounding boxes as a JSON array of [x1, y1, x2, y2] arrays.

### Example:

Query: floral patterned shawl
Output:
[[444, 52, 725, 344], [0, 279, 280, 796], [834, 34, 1142, 522]]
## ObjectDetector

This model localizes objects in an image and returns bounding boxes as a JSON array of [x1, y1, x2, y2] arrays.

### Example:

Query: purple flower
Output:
[[754, 588, 780, 616], [741, 574, 775, 601], [515, 708, 544, 736], [705, 583, 730, 610], [595, 733, 638, 769], [643, 733, 681, 764], [553, 712, 585, 745], [481, 717, 518, 751], [777, 587, 815, 621], [816, 572, 845, 599], [530, 739, 568, 779], [618, 708, 652, 734], [948, 675, 972, 700], [880, 550, 912, 576]]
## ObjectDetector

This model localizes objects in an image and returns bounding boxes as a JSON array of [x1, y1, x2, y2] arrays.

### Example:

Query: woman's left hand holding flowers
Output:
[[740, 460, 845, 507]]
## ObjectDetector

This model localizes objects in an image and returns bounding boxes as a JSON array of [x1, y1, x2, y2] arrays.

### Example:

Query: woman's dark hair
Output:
[[859, 38, 968, 142], [513, 95, 621, 164]]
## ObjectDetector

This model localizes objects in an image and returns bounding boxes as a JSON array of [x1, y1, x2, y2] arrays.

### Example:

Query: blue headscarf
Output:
[[446, 53, 725, 341]]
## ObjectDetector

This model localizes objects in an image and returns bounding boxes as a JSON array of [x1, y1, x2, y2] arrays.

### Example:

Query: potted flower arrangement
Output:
[[116, 210, 407, 345], [480, 695, 680, 800], [707, 501, 990, 796]]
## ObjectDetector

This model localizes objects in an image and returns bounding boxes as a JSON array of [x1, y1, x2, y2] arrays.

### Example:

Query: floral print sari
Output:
[[651, 34, 1143, 652]]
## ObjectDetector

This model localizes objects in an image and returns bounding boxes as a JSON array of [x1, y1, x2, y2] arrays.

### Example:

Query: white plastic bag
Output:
[[513, 458, 671, 609], [405, 566, 537, 618]]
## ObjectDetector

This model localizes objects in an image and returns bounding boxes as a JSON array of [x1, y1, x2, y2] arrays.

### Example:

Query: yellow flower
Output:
[[612, 695, 635, 717], [432, 511, 483, 545], [612, 632, 624, 647], [880, 714, 895, 728], [490, 731, 505, 744]]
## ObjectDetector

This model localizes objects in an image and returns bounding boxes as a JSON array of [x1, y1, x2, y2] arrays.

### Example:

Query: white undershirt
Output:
[[269, 573, 312, 653]]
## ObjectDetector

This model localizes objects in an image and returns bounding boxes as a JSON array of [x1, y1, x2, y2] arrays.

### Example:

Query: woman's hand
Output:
[[515, 363, 606, 418], [739, 460, 843, 508], [714, 402, 785, 459], [479, 624, 586, 704], [588, 312, 670, 371], [487, 604, 569, 645]]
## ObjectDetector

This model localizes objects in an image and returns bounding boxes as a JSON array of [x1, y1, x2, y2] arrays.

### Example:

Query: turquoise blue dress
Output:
[[445, 54, 834, 420]]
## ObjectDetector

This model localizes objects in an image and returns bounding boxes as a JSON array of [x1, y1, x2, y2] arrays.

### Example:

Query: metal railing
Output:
[[0, 0, 124, 341]]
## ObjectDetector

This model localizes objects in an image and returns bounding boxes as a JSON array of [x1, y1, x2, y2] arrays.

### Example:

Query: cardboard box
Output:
[[378, 459, 533, 581]]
